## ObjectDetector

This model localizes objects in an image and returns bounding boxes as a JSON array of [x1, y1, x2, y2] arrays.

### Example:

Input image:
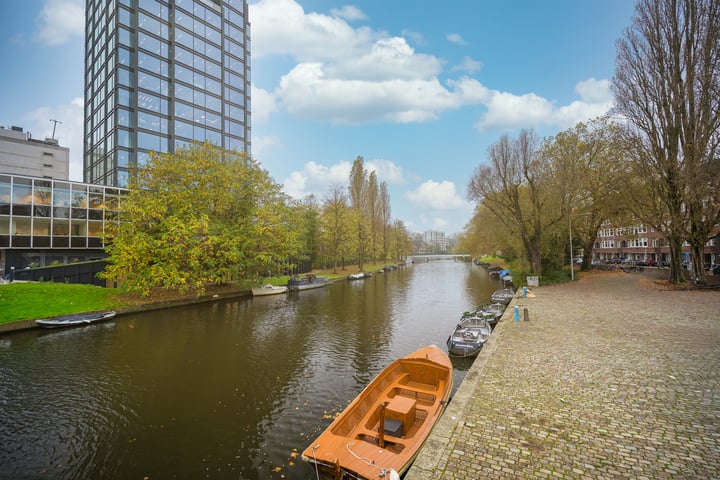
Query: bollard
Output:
[[514, 305, 519, 322], [523, 307, 529, 321], [523, 286, 527, 298]]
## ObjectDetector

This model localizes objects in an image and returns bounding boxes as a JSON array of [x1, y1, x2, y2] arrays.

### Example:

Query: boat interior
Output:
[[330, 359, 448, 453]]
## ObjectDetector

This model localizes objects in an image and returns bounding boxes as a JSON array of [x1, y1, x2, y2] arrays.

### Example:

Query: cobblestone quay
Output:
[[407, 271, 720, 479]]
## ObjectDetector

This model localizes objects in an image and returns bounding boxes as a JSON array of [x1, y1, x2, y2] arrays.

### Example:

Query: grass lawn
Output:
[[0, 261, 404, 327], [0, 282, 125, 325]]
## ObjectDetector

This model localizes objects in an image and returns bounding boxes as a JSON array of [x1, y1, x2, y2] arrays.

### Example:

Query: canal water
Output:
[[0, 261, 503, 480]]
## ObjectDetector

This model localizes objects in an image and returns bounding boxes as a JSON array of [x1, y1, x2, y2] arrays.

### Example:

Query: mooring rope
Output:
[[345, 442, 398, 479], [311, 444, 321, 480]]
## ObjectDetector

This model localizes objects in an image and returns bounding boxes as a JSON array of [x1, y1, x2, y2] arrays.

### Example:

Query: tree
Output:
[[102, 142, 299, 295], [613, 0, 720, 282], [391, 219, 412, 263], [457, 204, 513, 259], [320, 185, 352, 273], [541, 117, 630, 271], [378, 182, 391, 261], [367, 171, 379, 262], [468, 129, 557, 275], [349, 156, 370, 271], [292, 195, 321, 271]]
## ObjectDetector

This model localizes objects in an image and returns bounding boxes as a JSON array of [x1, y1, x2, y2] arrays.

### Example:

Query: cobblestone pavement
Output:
[[407, 271, 720, 480]]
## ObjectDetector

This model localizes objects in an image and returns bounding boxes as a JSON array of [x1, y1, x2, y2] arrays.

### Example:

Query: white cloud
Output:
[[250, 0, 376, 60], [474, 78, 614, 132], [250, 85, 278, 122], [475, 91, 555, 131], [365, 159, 405, 184], [282, 158, 405, 199], [452, 56, 483, 74], [251, 134, 282, 161], [282, 160, 353, 198], [401, 29, 426, 46], [406, 180, 466, 210], [326, 37, 441, 81], [575, 77, 612, 104], [250, 0, 613, 133], [446, 33, 468, 45], [277, 64, 482, 124], [23, 97, 84, 181], [35, 0, 84, 46], [330, 5, 367, 21]]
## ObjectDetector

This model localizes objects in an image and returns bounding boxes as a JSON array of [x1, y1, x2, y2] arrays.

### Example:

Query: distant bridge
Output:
[[409, 254, 472, 262]]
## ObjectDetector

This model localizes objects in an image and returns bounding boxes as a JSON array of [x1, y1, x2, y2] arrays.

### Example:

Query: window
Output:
[[138, 131, 168, 151]]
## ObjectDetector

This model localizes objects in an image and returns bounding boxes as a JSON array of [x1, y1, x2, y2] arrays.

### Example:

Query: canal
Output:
[[0, 261, 503, 480]]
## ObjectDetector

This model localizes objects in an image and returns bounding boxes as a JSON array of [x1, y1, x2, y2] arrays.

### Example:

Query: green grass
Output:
[[0, 282, 124, 325]]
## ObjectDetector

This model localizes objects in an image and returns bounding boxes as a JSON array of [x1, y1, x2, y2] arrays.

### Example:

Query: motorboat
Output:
[[446, 315, 492, 357], [490, 288, 515, 305], [287, 274, 329, 291], [251, 284, 288, 296]]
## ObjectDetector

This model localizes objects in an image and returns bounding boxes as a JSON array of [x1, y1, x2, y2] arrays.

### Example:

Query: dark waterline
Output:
[[0, 261, 502, 480]]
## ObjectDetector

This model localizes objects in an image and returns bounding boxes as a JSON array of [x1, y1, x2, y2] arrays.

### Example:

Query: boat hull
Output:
[[301, 345, 453, 479], [287, 274, 329, 291], [490, 288, 514, 305], [35, 311, 116, 329], [251, 285, 288, 296], [446, 316, 491, 357]]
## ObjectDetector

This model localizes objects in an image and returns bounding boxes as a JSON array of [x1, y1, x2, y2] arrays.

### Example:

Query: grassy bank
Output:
[[0, 282, 125, 325], [0, 261, 399, 326]]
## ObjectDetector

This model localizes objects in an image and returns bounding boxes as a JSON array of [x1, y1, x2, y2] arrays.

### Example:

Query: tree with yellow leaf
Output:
[[102, 142, 299, 295]]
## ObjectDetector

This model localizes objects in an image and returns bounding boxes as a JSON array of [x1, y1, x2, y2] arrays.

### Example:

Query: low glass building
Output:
[[0, 174, 127, 272]]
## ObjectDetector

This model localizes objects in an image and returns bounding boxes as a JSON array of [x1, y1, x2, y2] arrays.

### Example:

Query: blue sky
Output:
[[0, 0, 636, 235]]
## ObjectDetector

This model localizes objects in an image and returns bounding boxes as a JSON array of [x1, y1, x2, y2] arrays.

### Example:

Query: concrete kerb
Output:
[[406, 292, 525, 480]]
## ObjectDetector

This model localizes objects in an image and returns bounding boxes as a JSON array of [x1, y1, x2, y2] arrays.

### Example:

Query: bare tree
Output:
[[468, 129, 556, 275], [613, 0, 720, 282]]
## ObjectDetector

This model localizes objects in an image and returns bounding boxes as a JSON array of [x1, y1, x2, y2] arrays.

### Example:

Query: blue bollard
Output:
[[514, 305, 519, 322]]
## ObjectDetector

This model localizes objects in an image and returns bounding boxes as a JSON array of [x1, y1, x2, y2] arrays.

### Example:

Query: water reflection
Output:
[[0, 261, 498, 479]]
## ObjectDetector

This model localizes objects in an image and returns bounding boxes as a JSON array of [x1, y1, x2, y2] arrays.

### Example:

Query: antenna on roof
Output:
[[49, 119, 62, 140]]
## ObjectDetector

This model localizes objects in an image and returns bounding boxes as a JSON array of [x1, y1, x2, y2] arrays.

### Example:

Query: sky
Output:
[[0, 0, 637, 236]]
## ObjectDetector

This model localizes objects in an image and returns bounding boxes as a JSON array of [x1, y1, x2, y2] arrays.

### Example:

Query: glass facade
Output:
[[0, 174, 126, 249], [84, 0, 251, 187]]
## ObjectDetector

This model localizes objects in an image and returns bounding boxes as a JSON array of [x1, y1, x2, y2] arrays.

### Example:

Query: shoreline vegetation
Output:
[[0, 261, 398, 327]]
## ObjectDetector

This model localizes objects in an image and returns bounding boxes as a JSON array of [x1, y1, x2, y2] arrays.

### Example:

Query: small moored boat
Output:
[[348, 271, 372, 280], [475, 302, 506, 328], [287, 274, 329, 291], [36, 311, 116, 329], [251, 284, 288, 296], [490, 288, 515, 305], [301, 345, 453, 480], [446, 315, 492, 357]]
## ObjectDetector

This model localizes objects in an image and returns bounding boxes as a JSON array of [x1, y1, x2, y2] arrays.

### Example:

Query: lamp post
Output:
[[569, 212, 574, 281]]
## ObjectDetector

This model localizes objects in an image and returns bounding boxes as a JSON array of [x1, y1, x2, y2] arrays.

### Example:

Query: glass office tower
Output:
[[84, 0, 251, 187]]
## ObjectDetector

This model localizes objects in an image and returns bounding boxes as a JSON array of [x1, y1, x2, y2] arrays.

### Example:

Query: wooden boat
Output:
[[36, 311, 116, 329], [251, 284, 288, 296], [490, 287, 515, 305], [301, 345, 453, 480], [287, 274, 329, 291], [446, 315, 492, 357]]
